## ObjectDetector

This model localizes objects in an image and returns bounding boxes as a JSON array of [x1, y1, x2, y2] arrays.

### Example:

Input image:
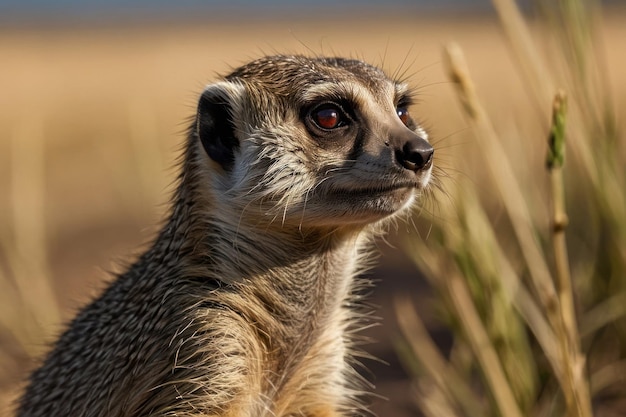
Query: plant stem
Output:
[[547, 91, 593, 417], [395, 296, 485, 417], [491, 0, 554, 110], [547, 92, 575, 343], [447, 274, 524, 417]]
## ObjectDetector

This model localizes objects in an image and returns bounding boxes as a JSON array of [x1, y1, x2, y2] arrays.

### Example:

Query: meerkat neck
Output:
[[149, 173, 367, 322], [203, 216, 365, 317]]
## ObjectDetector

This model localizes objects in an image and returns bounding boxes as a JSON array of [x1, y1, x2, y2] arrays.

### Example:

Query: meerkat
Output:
[[17, 55, 434, 417]]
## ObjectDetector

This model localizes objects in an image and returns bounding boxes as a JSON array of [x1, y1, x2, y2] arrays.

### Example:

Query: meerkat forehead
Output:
[[225, 55, 408, 106]]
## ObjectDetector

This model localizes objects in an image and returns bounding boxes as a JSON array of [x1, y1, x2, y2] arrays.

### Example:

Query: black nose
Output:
[[396, 136, 434, 172]]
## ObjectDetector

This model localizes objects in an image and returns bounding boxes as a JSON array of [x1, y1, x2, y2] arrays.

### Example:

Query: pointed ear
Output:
[[196, 82, 245, 170]]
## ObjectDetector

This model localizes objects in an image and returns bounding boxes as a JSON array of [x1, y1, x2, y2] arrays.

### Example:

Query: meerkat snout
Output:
[[396, 132, 434, 172]]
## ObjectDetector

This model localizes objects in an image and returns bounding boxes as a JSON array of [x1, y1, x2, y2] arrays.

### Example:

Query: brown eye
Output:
[[397, 107, 411, 126], [312, 104, 345, 130]]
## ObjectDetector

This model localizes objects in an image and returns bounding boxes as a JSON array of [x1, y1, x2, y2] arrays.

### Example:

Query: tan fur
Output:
[[17, 55, 433, 417]]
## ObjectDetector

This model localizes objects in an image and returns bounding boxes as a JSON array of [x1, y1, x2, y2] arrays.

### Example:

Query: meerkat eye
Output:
[[310, 104, 348, 130], [397, 107, 411, 126]]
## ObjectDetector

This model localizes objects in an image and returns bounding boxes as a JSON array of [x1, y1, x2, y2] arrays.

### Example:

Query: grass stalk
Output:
[[546, 91, 593, 417], [395, 296, 485, 417], [491, 0, 554, 109], [446, 273, 525, 417]]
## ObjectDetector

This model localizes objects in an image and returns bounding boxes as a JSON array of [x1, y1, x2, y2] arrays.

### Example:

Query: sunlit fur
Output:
[[17, 55, 433, 417]]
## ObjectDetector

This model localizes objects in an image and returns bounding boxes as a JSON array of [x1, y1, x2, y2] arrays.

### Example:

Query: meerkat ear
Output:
[[196, 82, 245, 170]]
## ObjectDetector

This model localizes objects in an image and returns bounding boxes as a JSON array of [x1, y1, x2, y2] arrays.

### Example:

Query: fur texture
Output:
[[17, 55, 433, 417]]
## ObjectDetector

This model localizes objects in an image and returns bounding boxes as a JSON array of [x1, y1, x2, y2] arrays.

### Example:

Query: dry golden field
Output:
[[1, 8, 625, 416]]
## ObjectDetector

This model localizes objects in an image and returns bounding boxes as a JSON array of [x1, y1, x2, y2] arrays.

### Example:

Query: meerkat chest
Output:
[[266, 309, 352, 417]]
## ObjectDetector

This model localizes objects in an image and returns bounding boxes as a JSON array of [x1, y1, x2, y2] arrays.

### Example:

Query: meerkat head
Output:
[[190, 55, 433, 230]]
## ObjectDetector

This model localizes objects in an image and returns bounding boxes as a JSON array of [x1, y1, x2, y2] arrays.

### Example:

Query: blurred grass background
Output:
[[0, 1, 625, 416], [398, 1, 626, 416]]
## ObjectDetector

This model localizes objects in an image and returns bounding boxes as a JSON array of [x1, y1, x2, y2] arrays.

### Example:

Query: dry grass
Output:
[[0, 7, 625, 416]]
